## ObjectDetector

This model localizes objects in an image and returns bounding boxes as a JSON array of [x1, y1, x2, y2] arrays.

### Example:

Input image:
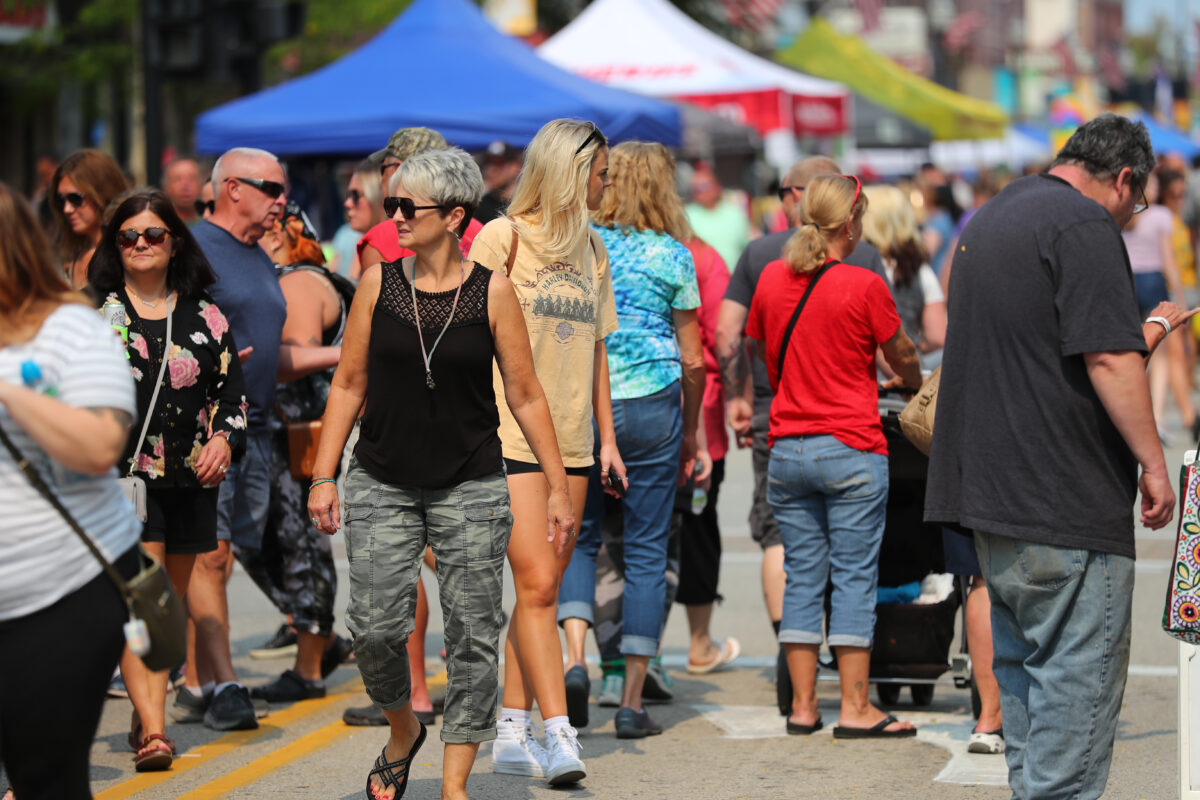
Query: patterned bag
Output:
[[1164, 449, 1200, 643]]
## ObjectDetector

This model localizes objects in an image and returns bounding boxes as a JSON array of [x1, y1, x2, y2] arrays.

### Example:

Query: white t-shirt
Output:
[[0, 304, 141, 621]]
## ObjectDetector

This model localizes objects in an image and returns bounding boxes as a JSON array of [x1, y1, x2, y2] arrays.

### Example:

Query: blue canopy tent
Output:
[[194, 0, 681, 156], [1134, 113, 1200, 160]]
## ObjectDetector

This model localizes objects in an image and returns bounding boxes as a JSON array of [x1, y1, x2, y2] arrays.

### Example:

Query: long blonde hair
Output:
[[506, 119, 607, 257], [783, 174, 867, 274], [592, 141, 692, 242], [861, 185, 926, 286], [0, 182, 86, 345]]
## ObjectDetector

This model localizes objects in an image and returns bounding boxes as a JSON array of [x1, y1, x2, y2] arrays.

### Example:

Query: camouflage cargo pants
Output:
[[342, 459, 510, 744]]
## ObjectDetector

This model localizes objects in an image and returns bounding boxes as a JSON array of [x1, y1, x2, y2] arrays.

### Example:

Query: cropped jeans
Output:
[[558, 381, 683, 657], [975, 531, 1134, 800], [767, 434, 888, 649], [342, 459, 511, 744]]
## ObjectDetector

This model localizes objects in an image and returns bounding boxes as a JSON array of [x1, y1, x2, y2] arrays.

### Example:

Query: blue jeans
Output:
[[218, 430, 272, 550], [767, 435, 888, 648], [557, 381, 683, 657], [975, 531, 1134, 800]]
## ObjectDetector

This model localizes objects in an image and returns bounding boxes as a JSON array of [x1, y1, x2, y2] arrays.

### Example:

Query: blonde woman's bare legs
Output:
[[501, 473, 589, 717]]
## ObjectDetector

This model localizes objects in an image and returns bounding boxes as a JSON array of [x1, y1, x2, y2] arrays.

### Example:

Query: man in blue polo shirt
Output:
[[183, 147, 288, 731]]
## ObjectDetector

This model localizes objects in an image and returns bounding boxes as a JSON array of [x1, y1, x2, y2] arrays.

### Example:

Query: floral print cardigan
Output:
[[106, 289, 248, 487]]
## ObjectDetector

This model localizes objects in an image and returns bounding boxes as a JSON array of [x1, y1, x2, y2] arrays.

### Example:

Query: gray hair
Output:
[[1051, 114, 1154, 189], [391, 148, 484, 227], [211, 147, 280, 187]]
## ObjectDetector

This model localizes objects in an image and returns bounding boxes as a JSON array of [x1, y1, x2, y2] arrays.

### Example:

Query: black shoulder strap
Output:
[[776, 261, 837, 380]]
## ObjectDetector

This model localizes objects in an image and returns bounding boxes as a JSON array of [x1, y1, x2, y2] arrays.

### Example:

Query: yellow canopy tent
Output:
[[777, 18, 1008, 141]]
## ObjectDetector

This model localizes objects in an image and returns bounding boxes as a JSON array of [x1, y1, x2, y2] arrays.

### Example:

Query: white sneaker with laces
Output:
[[598, 674, 624, 707], [492, 718, 548, 777], [544, 725, 586, 785]]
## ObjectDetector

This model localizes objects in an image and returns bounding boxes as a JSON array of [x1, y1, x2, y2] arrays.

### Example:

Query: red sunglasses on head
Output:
[[840, 174, 862, 209]]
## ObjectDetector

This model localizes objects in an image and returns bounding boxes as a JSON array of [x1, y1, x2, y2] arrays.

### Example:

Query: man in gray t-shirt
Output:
[[926, 114, 1181, 798]]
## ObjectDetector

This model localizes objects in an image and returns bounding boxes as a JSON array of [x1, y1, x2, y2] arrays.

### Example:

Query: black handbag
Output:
[[0, 423, 186, 671]]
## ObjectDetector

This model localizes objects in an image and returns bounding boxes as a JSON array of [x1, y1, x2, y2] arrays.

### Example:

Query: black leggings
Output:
[[676, 458, 726, 606], [0, 548, 133, 800]]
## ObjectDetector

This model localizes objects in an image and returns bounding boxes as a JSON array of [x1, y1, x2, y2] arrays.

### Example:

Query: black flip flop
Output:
[[365, 722, 427, 800], [786, 717, 824, 735], [832, 714, 916, 739]]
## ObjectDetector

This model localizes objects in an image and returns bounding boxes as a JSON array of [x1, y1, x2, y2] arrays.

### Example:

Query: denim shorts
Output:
[[767, 434, 888, 648], [342, 460, 511, 744], [217, 431, 272, 549]]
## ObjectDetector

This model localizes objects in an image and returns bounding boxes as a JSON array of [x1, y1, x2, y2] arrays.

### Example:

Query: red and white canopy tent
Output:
[[538, 0, 851, 168]]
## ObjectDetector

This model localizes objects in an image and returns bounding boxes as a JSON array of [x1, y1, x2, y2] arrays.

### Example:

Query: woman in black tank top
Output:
[[306, 148, 573, 800]]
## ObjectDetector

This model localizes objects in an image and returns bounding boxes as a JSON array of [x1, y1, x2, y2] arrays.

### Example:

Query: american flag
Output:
[[723, 0, 784, 32], [855, 0, 883, 33]]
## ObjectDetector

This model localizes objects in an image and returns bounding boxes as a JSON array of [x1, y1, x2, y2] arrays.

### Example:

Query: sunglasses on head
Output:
[[840, 174, 863, 209], [776, 184, 804, 202], [574, 122, 607, 156], [116, 227, 170, 248], [56, 192, 86, 210], [383, 196, 445, 220], [346, 189, 363, 205], [228, 176, 285, 199], [194, 199, 214, 216]]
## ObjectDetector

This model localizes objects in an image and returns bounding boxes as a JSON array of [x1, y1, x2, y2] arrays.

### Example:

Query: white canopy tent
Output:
[[539, 0, 851, 169]]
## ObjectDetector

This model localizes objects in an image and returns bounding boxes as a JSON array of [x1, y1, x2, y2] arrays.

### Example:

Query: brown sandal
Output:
[[133, 733, 176, 772]]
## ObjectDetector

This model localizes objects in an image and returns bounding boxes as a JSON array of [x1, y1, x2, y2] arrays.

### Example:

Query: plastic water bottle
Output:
[[21, 360, 75, 485], [20, 360, 57, 397], [691, 461, 707, 516]]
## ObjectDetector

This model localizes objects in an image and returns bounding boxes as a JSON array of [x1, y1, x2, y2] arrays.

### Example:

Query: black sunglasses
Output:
[[345, 189, 363, 205], [574, 122, 607, 156], [776, 185, 804, 202], [56, 191, 87, 209], [194, 199, 214, 216], [227, 176, 285, 199], [116, 227, 170, 248], [383, 196, 444, 220]]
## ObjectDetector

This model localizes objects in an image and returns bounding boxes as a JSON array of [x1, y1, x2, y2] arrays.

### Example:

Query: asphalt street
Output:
[[8, 430, 1187, 799]]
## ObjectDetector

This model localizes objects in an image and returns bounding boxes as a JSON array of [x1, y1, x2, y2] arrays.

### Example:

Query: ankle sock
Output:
[[543, 715, 571, 734], [499, 707, 530, 726], [184, 685, 204, 699], [201, 681, 216, 698], [213, 680, 241, 696]]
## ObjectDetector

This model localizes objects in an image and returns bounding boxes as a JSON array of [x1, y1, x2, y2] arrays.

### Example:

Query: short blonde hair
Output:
[[783, 174, 867, 274], [592, 142, 691, 242], [506, 119, 607, 258]]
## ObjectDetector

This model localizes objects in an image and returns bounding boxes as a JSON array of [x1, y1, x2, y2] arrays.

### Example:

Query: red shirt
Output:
[[685, 238, 730, 462], [746, 259, 900, 454], [356, 216, 485, 264]]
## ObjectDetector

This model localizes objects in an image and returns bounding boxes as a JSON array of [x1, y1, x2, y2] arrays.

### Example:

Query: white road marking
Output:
[[691, 704, 1009, 786]]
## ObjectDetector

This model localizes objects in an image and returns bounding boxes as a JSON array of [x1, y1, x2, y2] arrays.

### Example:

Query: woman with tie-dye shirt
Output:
[[557, 141, 705, 739]]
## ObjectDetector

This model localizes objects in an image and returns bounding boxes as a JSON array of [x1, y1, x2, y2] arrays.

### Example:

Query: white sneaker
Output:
[[598, 674, 624, 707], [967, 730, 1005, 754], [544, 725, 586, 785], [492, 718, 548, 777]]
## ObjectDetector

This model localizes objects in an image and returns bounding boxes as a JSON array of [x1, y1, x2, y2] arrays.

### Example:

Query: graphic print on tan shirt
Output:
[[470, 218, 619, 467]]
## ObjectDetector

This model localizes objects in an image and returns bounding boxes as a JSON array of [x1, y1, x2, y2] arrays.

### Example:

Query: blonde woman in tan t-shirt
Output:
[[469, 119, 626, 786]]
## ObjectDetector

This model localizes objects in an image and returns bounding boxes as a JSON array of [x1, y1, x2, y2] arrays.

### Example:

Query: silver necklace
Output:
[[125, 283, 165, 308], [409, 258, 465, 390]]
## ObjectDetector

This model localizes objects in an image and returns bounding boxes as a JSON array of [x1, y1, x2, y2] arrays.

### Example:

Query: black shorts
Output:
[[941, 528, 981, 576], [504, 458, 592, 478], [143, 486, 220, 555]]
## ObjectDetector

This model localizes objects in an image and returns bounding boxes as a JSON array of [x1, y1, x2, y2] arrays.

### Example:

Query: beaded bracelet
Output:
[[310, 478, 336, 489]]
